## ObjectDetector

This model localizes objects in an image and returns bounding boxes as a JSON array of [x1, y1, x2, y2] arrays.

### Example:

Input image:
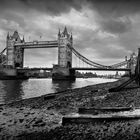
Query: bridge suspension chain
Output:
[[0, 48, 7, 65], [68, 45, 137, 69], [109, 60, 128, 68], [0, 48, 6, 55], [68, 45, 108, 68]]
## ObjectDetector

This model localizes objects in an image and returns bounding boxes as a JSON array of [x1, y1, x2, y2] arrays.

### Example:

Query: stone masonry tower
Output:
[[125, 52, 137, 76], [6, 31, 24, 68], [58, 26, 73, 68], [52, 27, 75, 80]]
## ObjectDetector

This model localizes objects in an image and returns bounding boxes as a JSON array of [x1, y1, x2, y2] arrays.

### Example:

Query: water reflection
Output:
[[0, 80, 25, 103], [51, 80, 75, 92], [0, 78, 117, 104]]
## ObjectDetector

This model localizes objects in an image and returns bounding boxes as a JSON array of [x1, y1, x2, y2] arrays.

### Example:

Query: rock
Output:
[[33, 122, 46, 127], [29, 117, 36, 124], [25, 124, 30, 128], [91, 89, 98, 92], [3, 112, 8, 116], [19, 119, 24, 123], [24, 114, 29, 117], [38, 122, 46, 127], [0, 107, 3, 110], [0, 127, 3, 132], [47, 106, 54, 110], [44, 95, 56, 100], [14, 120, 17, 124], [32, 118, 46, 127], [50, 112, 54, 115], [31, 105, 37, 109], [35, 118, 43, 124], [30, 112, 35, 115]]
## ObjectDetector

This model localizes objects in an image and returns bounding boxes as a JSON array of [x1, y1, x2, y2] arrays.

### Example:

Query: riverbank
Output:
[[0, 78, 140, 140]]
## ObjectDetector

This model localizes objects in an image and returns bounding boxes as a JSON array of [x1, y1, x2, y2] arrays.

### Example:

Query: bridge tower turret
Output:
[[6, 31, 24, 68]]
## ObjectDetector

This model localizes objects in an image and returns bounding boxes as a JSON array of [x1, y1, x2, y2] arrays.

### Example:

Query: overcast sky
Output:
[[0, 0, 140, 67]]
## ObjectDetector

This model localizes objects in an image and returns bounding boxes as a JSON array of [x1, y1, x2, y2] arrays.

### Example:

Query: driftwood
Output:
[[62, 113, 140, 125], [78, 107, 133, 114]]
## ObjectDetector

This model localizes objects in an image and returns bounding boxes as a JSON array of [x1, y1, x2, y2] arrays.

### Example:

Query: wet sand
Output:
[[0, 77, 140, 140]]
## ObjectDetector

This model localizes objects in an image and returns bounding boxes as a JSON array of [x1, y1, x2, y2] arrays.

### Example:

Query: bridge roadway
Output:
[[17, 67, 131, 72]]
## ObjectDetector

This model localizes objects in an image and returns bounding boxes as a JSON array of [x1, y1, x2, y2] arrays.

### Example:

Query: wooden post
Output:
[[135, 48, 140, 86]]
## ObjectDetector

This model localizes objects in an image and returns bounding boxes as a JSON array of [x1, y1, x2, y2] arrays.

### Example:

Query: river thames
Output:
[[0, 78, 117, 104]]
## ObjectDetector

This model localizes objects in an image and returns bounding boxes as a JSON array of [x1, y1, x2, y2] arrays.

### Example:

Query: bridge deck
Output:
[[71, 67, 130, 71], [18, 67, 130, 72]]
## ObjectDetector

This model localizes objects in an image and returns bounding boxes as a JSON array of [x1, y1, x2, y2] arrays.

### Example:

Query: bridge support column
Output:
[[52, 65, 75, 80]]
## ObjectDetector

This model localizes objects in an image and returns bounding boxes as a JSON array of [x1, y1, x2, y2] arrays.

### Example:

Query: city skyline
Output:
[[0, 0, 140, 68]]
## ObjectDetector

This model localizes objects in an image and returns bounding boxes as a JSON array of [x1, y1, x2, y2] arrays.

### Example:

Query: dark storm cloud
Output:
[[0, 0, 83, 16], [88, 0, 140, 17], [19, 0, 82, 15], [100, 17, 132, 34], [87, 0, 140, 34]]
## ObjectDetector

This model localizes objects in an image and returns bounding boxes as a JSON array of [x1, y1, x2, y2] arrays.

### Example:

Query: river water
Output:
[[0, 78, 117, 104]]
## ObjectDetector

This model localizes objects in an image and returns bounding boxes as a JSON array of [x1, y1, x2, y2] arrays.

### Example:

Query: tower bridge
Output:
[[0, 27, 137, 80]]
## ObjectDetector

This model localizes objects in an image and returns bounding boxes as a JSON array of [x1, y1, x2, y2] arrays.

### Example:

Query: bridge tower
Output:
[[52, 27, 75, 80], [58, 26, 72, 68], [6, 31, 24, 68], [125, 52, 136, 76]]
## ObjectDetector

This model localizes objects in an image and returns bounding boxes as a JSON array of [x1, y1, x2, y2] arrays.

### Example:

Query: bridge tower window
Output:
[[67, 61, 71, 68], [15, 63, 20, 68]]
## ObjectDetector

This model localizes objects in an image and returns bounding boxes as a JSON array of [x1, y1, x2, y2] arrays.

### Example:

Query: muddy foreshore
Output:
[[0, 78, 140, 140]]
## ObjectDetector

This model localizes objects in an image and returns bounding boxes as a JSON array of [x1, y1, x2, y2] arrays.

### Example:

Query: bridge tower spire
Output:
[[63, 26, 68, 36], [58, 28, 61, 37], [7, 32, 10, 40]]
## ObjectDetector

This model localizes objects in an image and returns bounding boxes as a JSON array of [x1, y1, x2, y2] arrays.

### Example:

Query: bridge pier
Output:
[[52, 65, 75, 80]]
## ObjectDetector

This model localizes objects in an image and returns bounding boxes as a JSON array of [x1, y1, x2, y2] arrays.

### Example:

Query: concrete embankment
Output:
[[0, 78, 140, 140]]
